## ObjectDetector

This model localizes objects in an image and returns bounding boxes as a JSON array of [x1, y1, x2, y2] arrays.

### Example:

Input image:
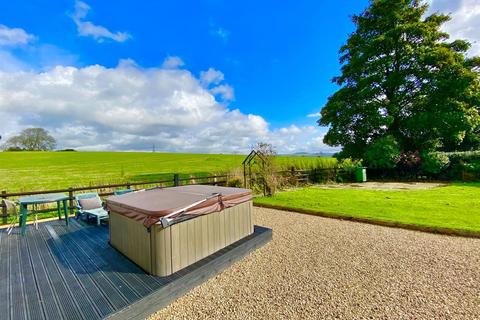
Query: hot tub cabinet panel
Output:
[[109, 211, 153, 273], [108, 187, 253, 277]]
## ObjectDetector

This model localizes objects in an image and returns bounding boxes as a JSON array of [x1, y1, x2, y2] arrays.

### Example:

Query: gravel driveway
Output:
[[150, 207, 480, 320]]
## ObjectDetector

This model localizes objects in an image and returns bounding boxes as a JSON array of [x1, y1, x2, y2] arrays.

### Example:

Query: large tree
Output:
[[319, 0, 480, 160], [4, 128, 56, 151]]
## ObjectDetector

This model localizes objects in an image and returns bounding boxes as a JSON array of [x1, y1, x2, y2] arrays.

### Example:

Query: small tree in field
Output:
[[319, 0, 480, 164], [4, 128, 56, 151]]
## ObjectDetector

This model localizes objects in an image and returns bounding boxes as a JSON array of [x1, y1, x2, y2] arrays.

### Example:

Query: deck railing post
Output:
[[1, 191, 7, 224], [173, 174, 179, 187], [68, 188, 74, 216]]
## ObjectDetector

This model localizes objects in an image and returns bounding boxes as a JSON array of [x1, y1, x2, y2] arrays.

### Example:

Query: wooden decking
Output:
[[0, 219, 272, 320]]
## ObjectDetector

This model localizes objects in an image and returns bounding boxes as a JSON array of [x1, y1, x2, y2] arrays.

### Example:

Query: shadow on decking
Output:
[[0, 218, 272, 320], [46, 224, 146, 275]]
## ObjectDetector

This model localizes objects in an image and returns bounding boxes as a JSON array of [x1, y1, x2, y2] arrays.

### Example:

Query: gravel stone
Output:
[[150, 207, 480, 320]]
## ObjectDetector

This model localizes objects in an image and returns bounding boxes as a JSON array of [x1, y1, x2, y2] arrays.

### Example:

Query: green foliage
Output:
[[226, 177, 243, 188], [319, 0, 480, 159], [3, 128, 56, 151], [253, 142, 279, 196], [444, 150, 480, 163], [338, 158, 362, 173], [336, 157, 363, 182], [254, 183, 480, 233], [440, 151, 480, 180], [420, 152, 450, 175], [364, 136, 400, 169]]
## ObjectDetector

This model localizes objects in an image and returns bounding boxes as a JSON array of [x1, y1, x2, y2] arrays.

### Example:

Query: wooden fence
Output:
[[1, 174, 228, 224], [1, 168, 348, 224], [246, 168, 347, 189]]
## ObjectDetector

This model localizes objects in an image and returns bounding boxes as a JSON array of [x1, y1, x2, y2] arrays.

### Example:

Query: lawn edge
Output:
[[253, 202, 480, 239]]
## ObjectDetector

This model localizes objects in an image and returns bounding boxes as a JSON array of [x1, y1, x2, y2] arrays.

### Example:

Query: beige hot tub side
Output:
[[106, 185, 254, 277]]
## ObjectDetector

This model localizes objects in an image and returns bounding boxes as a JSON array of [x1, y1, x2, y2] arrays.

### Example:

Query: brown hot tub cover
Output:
[[106, 185, 252, 228]]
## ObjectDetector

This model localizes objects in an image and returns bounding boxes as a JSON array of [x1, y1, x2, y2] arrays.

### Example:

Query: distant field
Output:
[[0, 151, 336, 192]]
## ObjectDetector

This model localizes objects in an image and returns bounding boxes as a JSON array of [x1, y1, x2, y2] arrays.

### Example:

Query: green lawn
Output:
[[0, 151, 334, 192], [254, 183, 480, 234]]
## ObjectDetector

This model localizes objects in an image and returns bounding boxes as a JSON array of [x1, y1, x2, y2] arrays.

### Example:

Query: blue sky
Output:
[[0, 0, 477, 153]]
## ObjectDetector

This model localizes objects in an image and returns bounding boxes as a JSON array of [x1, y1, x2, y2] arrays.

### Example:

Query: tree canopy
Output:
[[319, 0, 480, 161], [3, 128, 56, 151]]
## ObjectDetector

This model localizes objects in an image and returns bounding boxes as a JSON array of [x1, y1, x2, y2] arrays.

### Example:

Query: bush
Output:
[[364, 135, 400, 169], [227, 177, 243, 188], [3, 146, 25, 151], [422, 151, 480, 180], [254, 142, 279, 196], [335, 158, 362, 182], [420, 152, 450, 175], [444, 151, 480, 163], [339, 157, 362, 173]]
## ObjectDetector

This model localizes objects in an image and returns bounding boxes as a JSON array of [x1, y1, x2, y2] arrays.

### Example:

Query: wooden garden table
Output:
[[18, 193, 69, 235]]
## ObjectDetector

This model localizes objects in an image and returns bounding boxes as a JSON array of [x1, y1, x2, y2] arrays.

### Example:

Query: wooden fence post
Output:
[[173, 174, 179, 187], [68, 188, 74, 216], [1, 191, 7, 224]]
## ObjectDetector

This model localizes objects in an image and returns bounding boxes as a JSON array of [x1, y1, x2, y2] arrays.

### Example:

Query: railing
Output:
[[246, 168, 347, 189], [0, 168, 347, 224], [1, 174, 228, 224]]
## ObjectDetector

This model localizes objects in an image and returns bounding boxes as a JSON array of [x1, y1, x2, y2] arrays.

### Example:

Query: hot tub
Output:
[[106, 185, 253, 276]]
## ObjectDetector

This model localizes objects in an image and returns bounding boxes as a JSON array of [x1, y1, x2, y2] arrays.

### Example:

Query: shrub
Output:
[[336, 158, 363, 182], [420, 152, 450, 175], [254, 142, 279, 196], [444, 151, 480, 164], [227, 177, 243, 188], [398, 150, 421, 168], [364, 135, 400, 169], [338, 158, 362, 173]]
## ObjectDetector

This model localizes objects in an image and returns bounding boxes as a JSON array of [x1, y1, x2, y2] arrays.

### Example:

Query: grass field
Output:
[[0, 151, 335, 192], [254, 183, 480, 234]]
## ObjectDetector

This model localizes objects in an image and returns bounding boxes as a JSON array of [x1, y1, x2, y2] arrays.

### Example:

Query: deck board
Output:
[[0, 219, 271, 320]]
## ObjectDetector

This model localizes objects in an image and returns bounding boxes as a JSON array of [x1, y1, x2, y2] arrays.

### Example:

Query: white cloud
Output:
[[0, 59, 336, 154], [200, 68, 224, 85], [199, 68, 233, 100], [161, 56, 184, 69], [71, 0, 131, 43], [210, 84, 235, 101], [0, 24, 35, 47], [427, 0, 480, 56], [307, 112, 320, 118]]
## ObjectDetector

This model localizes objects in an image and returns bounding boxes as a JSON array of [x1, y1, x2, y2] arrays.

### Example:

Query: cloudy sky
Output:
[[0, 0, 478, 153]]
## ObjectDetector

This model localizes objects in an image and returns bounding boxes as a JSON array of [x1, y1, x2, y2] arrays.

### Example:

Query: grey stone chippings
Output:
[[151, 207, 480, 320]]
